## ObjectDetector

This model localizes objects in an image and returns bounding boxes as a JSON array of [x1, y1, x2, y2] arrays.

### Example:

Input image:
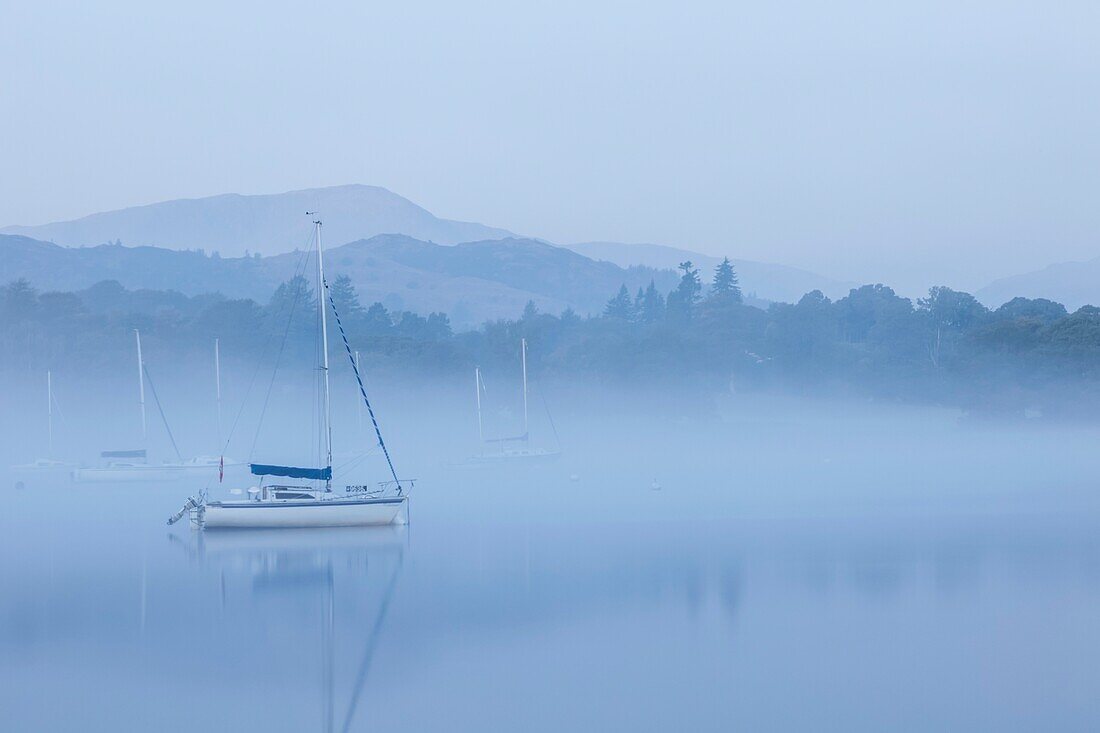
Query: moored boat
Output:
[[169, 216, 412, 530], [9, 372, 76, 481], [189, 484, 408, 529], [463, 339, 563, 466]]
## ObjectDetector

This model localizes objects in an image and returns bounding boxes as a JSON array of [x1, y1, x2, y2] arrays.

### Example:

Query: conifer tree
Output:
[[710, 257, 742, 303], [604, 284, 634, 320], [639, 280, 665, 323], [667, 261, 701, 320], [328, 274, 365, 318]]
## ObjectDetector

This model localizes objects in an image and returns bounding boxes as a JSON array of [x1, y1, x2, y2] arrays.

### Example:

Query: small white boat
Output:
[[168, 340, 250, 479], [10, 372, 76, 480], [465, 446, 562, 465], [466, 339, 563, 465], [12, 458, 73, 472], [163, 455, 247, 476], [12, 458, 75, 485], [78, 331, 179, 483], [186, 484, 408, 529], [169, 217, 412, 530], [73, 453, 187, 483]]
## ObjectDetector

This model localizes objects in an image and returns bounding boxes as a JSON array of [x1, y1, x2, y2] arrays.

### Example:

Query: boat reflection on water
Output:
[[175, 527, 405, 733]]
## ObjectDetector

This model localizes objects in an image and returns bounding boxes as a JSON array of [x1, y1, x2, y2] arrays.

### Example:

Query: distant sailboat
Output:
[[11, 370, 75, 480], [73, 330, 188, 483], [169, 216, 412, 529], [163, 339, 245, 479], [467, 338, 562, 464]]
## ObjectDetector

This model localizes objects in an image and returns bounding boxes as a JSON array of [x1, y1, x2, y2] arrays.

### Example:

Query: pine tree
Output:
[[638, 280, 665, 323], [363, 302, 392, 334], [268, 275, 315, 318], [426, 312, 452, 340], [604, 284, 634, 320], [710, 257, 742, 303], [522, 300, 539, 321], [667, 261, 701, 320], [328, 274, 364, 319], [1, 278, 37, 319]]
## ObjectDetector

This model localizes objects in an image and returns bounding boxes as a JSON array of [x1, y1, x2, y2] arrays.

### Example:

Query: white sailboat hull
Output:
[[197, 496, 408, 529], [165, 460, 247, 478], [468, 448, 562, 465], [12, 460, 74, 474], [73, 465, 187, 482]]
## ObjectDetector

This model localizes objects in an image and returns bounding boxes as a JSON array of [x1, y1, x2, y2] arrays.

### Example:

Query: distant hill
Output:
[[1, 185, 514, 257], [1, 233, 676, 327], [566, 241, 856, 303], [977, 259, 1100, 311], [3, 186, 852, 306]]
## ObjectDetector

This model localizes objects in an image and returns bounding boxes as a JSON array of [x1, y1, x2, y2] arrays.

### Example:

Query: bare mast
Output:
[[475, 367, 484, 446], [215, 338, 222, 451], [521, 338, 528, 440], [135, 329, 147, 444], [313, 216, 333, 490], [47, 370, 53, 458]]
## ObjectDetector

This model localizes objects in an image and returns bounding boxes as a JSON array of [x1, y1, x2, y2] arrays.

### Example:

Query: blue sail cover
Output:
[[250, 463, 332, 481]]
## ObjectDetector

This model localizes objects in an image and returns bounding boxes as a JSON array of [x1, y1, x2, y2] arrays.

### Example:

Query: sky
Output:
[[2, 0, 1099, 293]]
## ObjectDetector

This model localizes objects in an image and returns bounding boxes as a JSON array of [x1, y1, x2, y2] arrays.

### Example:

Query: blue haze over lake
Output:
[[3, 401, 1099, 731]]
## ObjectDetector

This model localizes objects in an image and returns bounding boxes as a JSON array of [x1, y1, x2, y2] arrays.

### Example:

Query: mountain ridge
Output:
[[1, 184, 515, 256], [5, 185, 851, 304], [0, 232, 677, 327], [976, 257, 1100, 311]]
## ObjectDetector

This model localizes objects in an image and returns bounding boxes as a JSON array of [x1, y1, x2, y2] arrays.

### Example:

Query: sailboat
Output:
[[468, 338, 562, 464], [73, 330, 191, 482], [164, 339, 246, 479], [11, 370, 75, 479], [168, 216, 411, 529]]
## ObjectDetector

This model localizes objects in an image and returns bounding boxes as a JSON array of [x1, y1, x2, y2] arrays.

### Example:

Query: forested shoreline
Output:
[[4, 258, 1100, 419]]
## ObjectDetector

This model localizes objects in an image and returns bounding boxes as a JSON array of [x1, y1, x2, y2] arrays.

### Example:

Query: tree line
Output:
[[4, 257, 1100, 418]]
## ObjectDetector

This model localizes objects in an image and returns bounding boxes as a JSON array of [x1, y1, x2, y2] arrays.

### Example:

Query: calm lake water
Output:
[[3, 405, 1100, 731]]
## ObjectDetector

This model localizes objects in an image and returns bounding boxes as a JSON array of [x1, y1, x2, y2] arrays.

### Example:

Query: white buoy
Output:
[[569, 474, 580, 482], [650, 479, 661, 491]]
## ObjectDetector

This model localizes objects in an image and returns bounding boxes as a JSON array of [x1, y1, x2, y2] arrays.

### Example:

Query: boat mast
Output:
[[475, 367, 484, 445], [215, 338, 222, 450], [313, 216, 333, 490], [47, 370, 53, 458], [135, 329, 147, 443], [521, 338, 528, 440]]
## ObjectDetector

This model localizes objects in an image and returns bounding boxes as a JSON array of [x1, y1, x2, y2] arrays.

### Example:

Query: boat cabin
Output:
[[249, 485, 327, 502]]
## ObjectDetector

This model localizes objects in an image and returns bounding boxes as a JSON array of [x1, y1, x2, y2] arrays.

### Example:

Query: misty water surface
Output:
[[2, 393, 1100, 731]]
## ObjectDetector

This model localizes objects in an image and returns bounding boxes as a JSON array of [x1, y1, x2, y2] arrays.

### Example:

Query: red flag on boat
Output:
[[219, 455, 224, 483]]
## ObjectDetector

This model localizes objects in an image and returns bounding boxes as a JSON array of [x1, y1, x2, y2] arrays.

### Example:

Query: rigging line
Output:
[[50, 387, 64, 421], [201, 308, 299, 493], [248, 240, 315, 461], [323, 277, 403, 492], [199, 229, 319, 493], [142, 363, 183, 462], [334, 450, 375, 474], [538, 386, 562, 451]]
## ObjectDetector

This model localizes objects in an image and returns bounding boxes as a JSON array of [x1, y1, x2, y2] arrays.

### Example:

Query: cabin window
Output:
[[274, 491, 313, 500]]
